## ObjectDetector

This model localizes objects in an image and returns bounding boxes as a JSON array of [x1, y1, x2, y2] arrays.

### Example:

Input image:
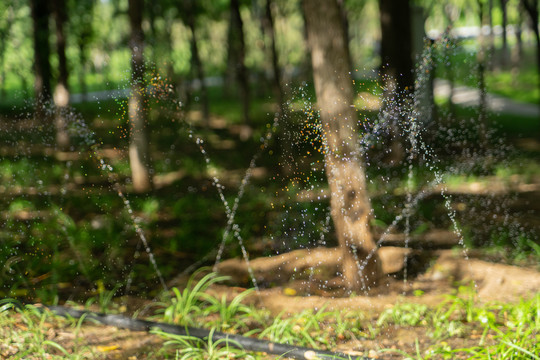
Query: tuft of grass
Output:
[[0, 300, 94, 359], [152, 327, 254, 360], [157, 269, 230, 327], [203, 288, 256, 332]]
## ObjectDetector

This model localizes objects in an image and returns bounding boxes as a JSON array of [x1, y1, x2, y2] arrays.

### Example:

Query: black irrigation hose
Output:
[[42, 305, 367, 360]]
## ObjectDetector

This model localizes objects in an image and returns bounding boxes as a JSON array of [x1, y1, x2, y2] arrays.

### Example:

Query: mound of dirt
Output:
[[215, 248, 540, 314]]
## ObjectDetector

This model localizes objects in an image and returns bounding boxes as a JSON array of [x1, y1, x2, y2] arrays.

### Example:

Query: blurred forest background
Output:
[[0, 0, 539, 301]]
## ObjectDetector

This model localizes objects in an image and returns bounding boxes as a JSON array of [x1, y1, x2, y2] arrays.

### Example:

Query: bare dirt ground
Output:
[[215, 247, 540, 313]]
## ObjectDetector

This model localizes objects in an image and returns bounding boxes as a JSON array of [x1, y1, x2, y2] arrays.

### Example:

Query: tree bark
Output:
[[52, 0, 70, 150], [128, 0, 153, 192], [302, 0, 382, 291], [30, 0, 52, 111], [226, 0, 250, 125]]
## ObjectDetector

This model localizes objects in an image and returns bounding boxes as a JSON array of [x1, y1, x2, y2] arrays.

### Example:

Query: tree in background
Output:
[[226, 0, 251, 126], [487, 0, 495, 70], [262, 0, 285, 117], [128, 0, 153, 192], [70, 0, 95, 102], [303, 0, 382, 291], [499, 0, 509, 68], [520, 0, 540, 109], [476, 0, 489, 143], [30, 0, 52, 109], [379, 0, 414, 96], [378, 0, 413, 164], [52, 0, 70, 150], [0, 1, 15, 99], [184, 0, 210, 125]]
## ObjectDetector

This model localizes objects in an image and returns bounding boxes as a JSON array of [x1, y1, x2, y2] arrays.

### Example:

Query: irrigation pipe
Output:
[[39, 305, 368, 360]]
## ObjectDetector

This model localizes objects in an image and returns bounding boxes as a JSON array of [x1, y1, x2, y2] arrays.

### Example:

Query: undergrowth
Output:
[[0, 272, 538, 359]]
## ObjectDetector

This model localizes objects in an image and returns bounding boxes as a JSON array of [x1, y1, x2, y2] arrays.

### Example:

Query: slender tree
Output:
[[302, 0, 382, 291], [226, 0, 250, 125], [52, 0, 70, 149], [0, 2, 14, 99], [477, 0, 489, 144], [262, 0, 285, 116], [71, 0, 95, 102], [511, 3, 524, 83], [30, 0, 52, 109], [128, 0, 153, 192], [184, 0, 210, 125], [378, 0, 414, 164], [521, 0, 540, 109], [487, 0, 495, 70], [500, 0, 509, 68], [379, 0, 414, 96]]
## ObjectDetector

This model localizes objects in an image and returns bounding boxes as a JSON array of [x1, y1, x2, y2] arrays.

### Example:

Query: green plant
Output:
[[0, 302, 93, 359], [84, 281, 121, 314], [159, 269, 230, 326], [376, 302, 430, 327], [203, 288, 255, 331], [257, 308, 332, 349], [153, 327, 254, 360]]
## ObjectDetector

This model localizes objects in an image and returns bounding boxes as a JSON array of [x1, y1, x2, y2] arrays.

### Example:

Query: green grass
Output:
[[0, 300, 94, 359], [0, 275, 538, 359], [151, 274, 539, 359]]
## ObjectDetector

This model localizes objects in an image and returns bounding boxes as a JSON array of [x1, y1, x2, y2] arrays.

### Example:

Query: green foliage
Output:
[[158, 269, 230, 326], [153, 327, 254, 360], [256, 307, 337, 349], [377, 303, 430, 327], [203, 288, 255, 331], [377, 290, 539, 359], [0, 302, 93, 359]]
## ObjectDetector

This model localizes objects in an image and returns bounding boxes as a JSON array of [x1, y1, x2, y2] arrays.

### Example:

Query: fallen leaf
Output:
[[283, 287, 296, 296], [97, 345, 119, 352]]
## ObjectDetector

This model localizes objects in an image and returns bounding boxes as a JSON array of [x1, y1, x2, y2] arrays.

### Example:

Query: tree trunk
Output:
[[302, 0, 382, 291], [262, 0, 292, 175], [477, 0, 488, 145], [30, 0, 52, 112], [187, 12, 210, 125], [511, 6, 524, 86], [0, 5, 14, 99], [487, 0, 495, 70], [52, 0, 70, 150], [262, 0, 285, 116], [128, 0, 153, 192], [500, 0, 509, 68], [521, 0, 540, 110], [73, 0, 94, 103], [226, 0, 250, 125], [378, 0, 413, 165], [379, 0, 414, 95]]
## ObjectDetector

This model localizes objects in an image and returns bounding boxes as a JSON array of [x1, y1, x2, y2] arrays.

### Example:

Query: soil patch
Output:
[[215, 248, 540, 314]]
